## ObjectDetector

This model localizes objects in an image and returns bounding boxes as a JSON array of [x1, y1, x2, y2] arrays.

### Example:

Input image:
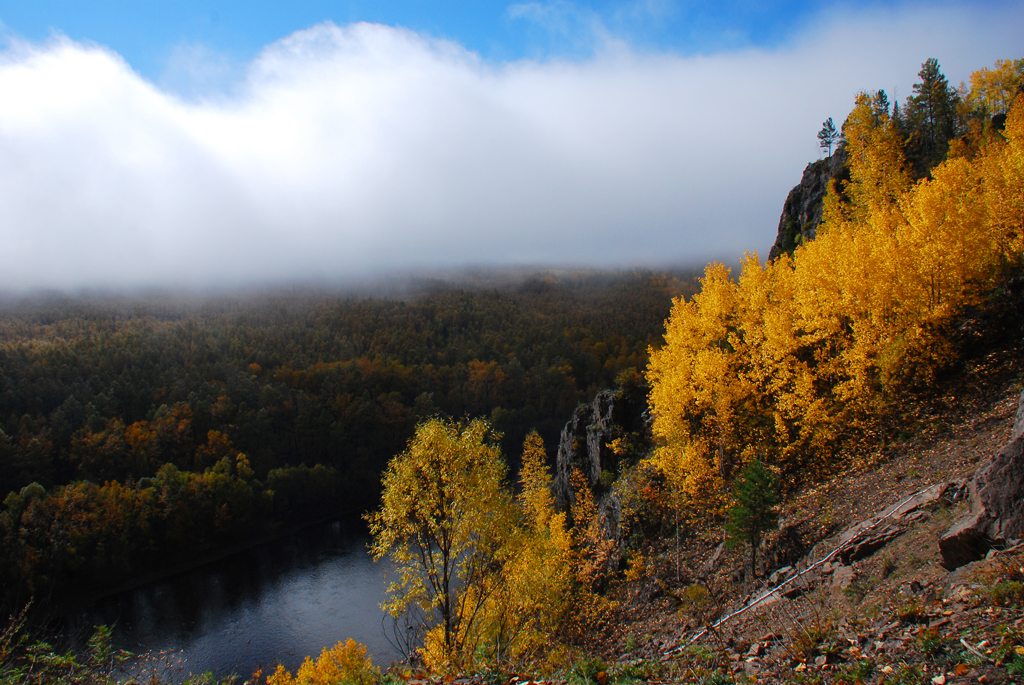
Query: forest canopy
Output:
[[0, 270, 693, 606]]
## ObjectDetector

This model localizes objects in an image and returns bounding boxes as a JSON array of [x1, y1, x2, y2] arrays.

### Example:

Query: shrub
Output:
[[266, 639, 381, 685]]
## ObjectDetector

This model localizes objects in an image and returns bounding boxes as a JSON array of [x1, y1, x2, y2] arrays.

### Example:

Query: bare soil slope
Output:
[[602, 381, 1024, 684]]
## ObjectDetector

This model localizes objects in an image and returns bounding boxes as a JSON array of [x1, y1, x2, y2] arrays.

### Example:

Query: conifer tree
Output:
[[818, 117, 839, 157], [904, 58, 959, 176], [870, 89, 891, 123], [725, 459, 779, 578]]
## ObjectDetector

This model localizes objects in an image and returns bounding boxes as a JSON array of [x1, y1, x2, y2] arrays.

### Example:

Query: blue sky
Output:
[[1, 1, 858, 83], [0, 1, 1020, 289]]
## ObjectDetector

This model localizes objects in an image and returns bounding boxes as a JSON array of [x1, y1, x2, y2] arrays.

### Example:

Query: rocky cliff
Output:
[[553, 385, 650, 566], [554, 390, 618, 512], [767, 147, 848, 261]]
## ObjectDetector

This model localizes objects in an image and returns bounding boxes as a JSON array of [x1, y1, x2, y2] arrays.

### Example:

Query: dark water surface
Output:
[[56, 519, 399, 682]]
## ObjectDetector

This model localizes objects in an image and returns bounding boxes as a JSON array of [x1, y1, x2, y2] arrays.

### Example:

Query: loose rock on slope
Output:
[[939, 389, 1024, 569]]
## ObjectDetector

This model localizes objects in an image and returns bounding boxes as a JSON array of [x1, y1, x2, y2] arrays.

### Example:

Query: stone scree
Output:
[[939, 390, 1024, 570]]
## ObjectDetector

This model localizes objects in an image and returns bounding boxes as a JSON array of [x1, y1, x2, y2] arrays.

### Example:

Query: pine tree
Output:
[[904, 58, 959, 176], [870, 89, 891, 123], [725, 459, 779, 578], [818, 117, 839, 157]]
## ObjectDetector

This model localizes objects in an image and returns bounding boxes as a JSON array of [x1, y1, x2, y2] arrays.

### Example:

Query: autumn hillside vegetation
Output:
[[356, 55, 1024, 680], [2, 57, 1024, 685], [339, 56, 1024, 683], [647, 58, 1024, 519]]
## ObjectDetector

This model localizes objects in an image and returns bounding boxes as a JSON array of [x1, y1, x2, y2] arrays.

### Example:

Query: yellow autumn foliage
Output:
[[369, 425, 603, 674], [648, 67, 1024, 500], [965, 58, 1024, 117], [266, 639, 380, 685], [444, 431, 576, 672], [367, 418, 512, 673]]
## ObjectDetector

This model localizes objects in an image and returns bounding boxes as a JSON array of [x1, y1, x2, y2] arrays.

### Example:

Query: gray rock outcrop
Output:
[[939, 390, 1024, 570], [554, 390, 619, 512], [833, 481, 957, 564], [767, 147, 848, 262], [552, 386, 650, 572]]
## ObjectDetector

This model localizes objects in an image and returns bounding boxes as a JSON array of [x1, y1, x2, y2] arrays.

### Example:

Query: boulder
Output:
[[939, 391, 1024, 570], [938, 512, 992, 570], [834, 481, 953, 564], [973, 432, 1024, 542]]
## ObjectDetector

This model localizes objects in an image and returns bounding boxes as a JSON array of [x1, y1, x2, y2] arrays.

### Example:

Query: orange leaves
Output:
[[966, 58, 1024, 117], [194, 430, 237, 472], [647, 92, 1024, 504], [123, 421, 156, 456], [265, 639, 380, 685]]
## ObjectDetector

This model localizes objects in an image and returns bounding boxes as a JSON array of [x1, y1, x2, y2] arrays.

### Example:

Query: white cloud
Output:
[[0, 3, 1021, 290]]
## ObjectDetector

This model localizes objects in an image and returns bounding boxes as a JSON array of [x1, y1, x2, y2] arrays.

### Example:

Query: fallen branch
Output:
[[960, 638, 993, 663]]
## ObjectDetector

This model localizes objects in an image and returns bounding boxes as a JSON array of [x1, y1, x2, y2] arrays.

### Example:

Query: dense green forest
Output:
[[0, 270, 695, 607]]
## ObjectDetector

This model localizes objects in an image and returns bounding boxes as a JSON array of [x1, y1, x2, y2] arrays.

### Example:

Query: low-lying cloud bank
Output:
[[0, 2, 1021, 290]]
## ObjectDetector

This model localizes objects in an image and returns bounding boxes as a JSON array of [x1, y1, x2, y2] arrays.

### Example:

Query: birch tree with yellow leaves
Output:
[[368, 424, 605, 673], [367, 418, 513, 672], [647, 59, 1024, 510]]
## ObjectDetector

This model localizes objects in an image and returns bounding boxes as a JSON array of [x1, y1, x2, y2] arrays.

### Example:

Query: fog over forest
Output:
[[0, 2, 1020, 290]]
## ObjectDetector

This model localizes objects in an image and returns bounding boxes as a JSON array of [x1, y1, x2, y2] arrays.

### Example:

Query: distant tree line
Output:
[[0, 270, 695, 607]]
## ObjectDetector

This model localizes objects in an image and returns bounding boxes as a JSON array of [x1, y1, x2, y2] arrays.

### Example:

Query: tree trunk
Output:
[[675, 501, 680, 583]]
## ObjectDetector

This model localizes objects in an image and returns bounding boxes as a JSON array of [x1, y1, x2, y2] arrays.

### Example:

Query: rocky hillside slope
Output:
[[589, 382, 1024, 684]]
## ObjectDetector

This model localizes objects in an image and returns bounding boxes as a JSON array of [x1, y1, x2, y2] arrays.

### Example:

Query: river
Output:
[[55, 519, 400, 682]]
